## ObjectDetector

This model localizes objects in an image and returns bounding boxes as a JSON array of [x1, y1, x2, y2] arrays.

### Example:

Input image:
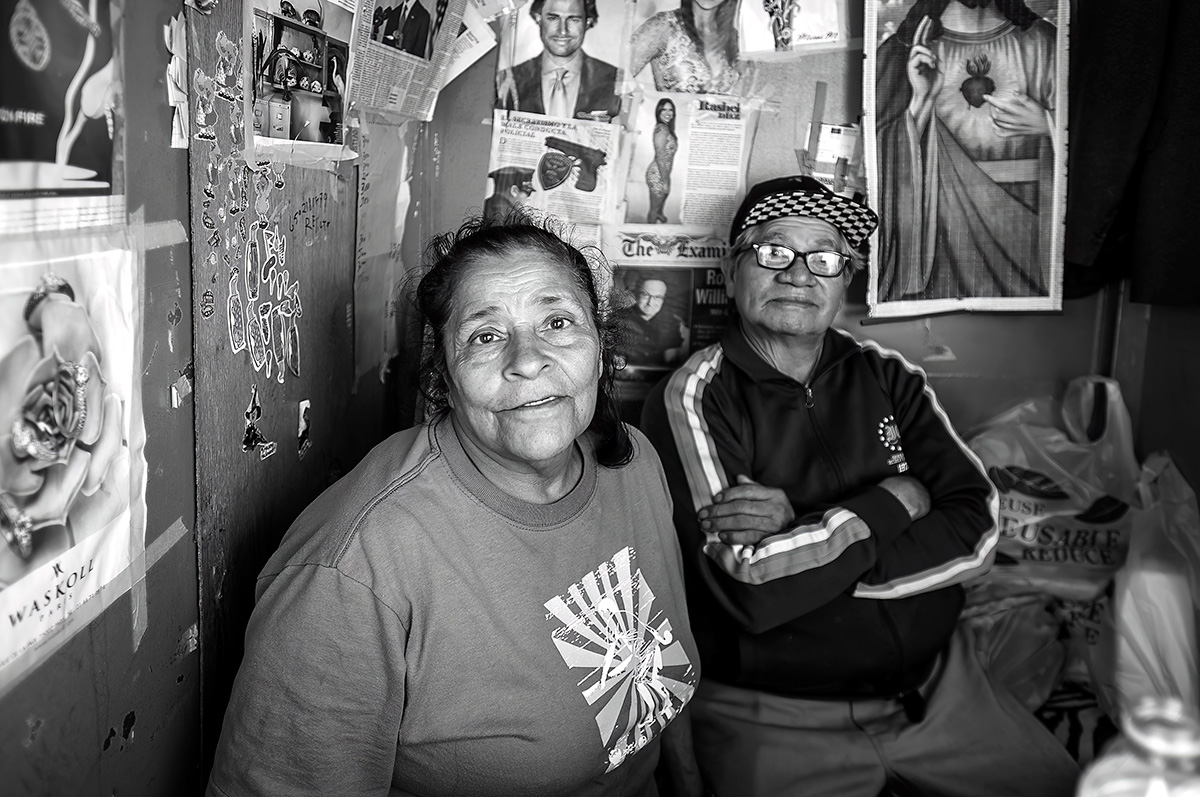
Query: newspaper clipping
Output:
[[350, 0, 469, 121], [620, 91, 759, 228], [487, 109, 617, 234], [604, 226, 730, 418]]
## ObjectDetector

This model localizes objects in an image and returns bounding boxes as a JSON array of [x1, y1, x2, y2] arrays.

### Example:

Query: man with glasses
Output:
[[640, 176, 1078, 796], [616, 273, 688, 367]]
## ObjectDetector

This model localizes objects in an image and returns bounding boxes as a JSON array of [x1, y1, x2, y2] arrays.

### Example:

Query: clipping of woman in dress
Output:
[[645, 98, 679, 223], [627, 0, 749, 95]]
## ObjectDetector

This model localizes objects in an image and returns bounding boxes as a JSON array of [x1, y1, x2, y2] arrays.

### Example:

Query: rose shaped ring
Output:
[[23, 272, 76, 330], [0, 492, 33, 559]]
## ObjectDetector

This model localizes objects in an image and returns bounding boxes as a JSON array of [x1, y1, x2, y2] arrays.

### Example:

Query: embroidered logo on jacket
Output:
[[878, 414, 909, 472], [544, 546, 697, 773]]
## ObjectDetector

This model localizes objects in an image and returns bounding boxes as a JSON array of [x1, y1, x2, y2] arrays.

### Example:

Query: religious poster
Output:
[[0, 0, 124, 234], [493, 0, 625, 121], [0, 242, 146, 689], [864, 0, 1068, 317]]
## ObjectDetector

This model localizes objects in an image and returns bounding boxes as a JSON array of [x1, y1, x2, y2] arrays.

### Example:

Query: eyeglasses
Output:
[[744, 243, 850, 277]]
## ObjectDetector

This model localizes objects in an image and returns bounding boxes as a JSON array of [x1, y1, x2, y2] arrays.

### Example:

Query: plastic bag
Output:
[[1111, 453, 1200, 712], [962, 592, 1066, 710], [969, 376, 1142, 599]]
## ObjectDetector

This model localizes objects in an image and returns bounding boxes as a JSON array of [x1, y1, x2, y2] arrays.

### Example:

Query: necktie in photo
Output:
[[547, 68, 570, 118]]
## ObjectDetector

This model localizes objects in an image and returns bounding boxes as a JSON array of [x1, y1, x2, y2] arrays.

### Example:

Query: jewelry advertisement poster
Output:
[[0, 0, 124, 235], [864, 0, 1068, 317], [0, 242, 146, 689]]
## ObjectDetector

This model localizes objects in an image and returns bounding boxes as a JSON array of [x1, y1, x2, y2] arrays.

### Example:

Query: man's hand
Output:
[[983, 92, 1051, 138], [698, 475, 795, 547], [879, 475, 931, 522]]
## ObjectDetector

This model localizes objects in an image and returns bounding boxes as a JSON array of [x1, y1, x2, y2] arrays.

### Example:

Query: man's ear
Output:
[[721, 257, 738, 299]]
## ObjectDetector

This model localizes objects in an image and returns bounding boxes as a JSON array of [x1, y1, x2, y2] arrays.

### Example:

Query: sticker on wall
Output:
[[240, 384, 276, 460], [297, 399, 311, 459]]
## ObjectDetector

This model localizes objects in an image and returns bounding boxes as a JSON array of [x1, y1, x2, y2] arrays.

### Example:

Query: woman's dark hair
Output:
[[680, 0, 738, 67], [655, 98, 677, 136], [414, 211, 633, 468], [895, 0, 1039, 44]]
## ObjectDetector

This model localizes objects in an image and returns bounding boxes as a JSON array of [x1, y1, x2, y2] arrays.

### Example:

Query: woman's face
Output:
[[444, 250, 601, 474], [691, 0, 725, 12], [659, 103, 675, 123]]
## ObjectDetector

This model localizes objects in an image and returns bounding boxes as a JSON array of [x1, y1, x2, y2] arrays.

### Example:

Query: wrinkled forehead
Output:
[[745, 217, 847, 251], [451, 248, 593, 314]]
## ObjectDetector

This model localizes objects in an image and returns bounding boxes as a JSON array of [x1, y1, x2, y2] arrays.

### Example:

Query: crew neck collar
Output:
[[434, 416, 598, 529]]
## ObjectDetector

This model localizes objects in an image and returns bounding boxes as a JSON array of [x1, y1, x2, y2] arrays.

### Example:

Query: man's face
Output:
[[537, 0, 588, 59], [634, 279, 668, 320], [723, 217, 851, 341], [507, 184, 533, 205]]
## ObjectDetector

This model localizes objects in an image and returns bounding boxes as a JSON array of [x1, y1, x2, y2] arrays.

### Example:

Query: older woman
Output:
[[207, 216, 700, 795]]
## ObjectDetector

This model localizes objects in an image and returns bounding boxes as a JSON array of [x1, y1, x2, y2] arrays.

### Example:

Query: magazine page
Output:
[[487, 109, 617, 234], [0, 0, 124, 234], [493, 0, 627, 123], [620, 90, 759, 228], [0, 239, 147, 690], [621, 0, 762, 96], [349, 0, 469, 121], [737, 0, 851, 59]]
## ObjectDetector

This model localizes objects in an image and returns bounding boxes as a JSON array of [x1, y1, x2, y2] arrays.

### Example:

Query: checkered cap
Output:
[[730, 175, 878, 248]]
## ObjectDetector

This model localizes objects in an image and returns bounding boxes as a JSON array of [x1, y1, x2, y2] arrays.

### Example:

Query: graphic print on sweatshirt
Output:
[[544, 546, 697, 772]]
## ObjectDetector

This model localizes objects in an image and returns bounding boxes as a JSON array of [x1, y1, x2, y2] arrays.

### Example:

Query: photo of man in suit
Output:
[[495, 0, 620, 120], [372, 0, 431, 58]]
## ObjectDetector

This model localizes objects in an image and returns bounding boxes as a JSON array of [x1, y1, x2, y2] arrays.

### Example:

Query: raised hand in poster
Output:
[[1, 0, 121, 197], [866, 0, 1067, 316]]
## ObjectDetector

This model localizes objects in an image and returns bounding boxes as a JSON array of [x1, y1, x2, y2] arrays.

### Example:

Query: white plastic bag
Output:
[[969, 376, 1142, 599], [1112, 453, 1200, 712]]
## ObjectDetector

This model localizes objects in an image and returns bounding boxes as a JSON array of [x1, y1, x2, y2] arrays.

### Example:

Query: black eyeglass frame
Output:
[[742, 242, 851, 278]]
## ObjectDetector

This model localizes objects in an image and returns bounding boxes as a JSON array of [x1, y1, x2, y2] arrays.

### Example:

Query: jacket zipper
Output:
[[802, 380, 847, 493]]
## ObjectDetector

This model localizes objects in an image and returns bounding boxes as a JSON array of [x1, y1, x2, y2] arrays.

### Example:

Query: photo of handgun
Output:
[[544, 137, 607, 192]]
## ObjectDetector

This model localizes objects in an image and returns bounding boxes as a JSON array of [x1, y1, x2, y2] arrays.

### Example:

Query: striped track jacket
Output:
[[641, 323, 998, 698]]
